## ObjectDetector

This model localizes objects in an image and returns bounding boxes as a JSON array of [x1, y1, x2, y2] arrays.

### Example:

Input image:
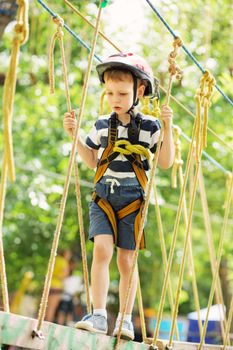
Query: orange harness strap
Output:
[[94, 143, 114, 185], [130, 154, 148, 192], [92, 192, 145, 249]]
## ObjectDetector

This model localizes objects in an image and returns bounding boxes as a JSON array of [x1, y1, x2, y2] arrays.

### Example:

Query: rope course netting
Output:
[[0, 0, 232, 349]]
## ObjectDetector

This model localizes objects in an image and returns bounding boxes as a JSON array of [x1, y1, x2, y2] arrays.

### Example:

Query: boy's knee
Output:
[[93, 236, 113, 263], [117, 252, 134, 273]]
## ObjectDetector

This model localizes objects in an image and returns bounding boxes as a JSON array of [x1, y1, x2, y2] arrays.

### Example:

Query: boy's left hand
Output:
[[161, 105, 173, 129]]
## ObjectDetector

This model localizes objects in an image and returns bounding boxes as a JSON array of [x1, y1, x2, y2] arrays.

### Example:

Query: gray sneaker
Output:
[[113, 319, 134, 340], [75, 314, 108, 334]]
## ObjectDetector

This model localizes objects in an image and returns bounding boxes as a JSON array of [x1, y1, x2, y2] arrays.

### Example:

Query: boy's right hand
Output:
[[63, 111, 77, 138]]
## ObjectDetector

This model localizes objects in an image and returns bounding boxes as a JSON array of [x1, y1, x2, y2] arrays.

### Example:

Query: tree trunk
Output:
[[219, 258, 233, 336]]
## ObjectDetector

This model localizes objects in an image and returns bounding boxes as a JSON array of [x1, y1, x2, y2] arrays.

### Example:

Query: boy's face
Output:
[[105, 78, 135, 115]]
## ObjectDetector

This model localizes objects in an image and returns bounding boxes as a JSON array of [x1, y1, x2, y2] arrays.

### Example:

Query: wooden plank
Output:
[[0, 312, 150, 350], [0, 312, 232, 350]]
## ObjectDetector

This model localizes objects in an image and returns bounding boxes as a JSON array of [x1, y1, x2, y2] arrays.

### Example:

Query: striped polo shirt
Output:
[[86, 113, 161, 179]]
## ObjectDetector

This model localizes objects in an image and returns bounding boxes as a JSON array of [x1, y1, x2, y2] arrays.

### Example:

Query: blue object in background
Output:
[[150, 318, 188, 341], [187, 319, 222, 344], [187, 304, 225, 345]]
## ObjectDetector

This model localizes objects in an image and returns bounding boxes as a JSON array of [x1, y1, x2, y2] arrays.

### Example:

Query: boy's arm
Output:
[[63, 113, 98, 169], [157, 105, 175, 169]]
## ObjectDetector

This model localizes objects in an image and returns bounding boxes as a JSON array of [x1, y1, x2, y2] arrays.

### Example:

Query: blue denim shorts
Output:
[[89, 176, 145, 250]]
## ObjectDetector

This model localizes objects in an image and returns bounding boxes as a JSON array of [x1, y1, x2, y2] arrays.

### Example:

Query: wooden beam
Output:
[[0, 312, 232, 350], [0, 311, 151, 350]]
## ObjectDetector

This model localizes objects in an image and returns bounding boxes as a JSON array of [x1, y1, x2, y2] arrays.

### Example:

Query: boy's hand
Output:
[[161, 105, 173, 129], [63, 111, 77, 138]]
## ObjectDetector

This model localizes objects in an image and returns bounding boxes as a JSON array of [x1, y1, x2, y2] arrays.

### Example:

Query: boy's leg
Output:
[[113, 248, 137, 340], [76, 234, 113, 333], [91, 234, 114, 309], [117, 247, 137, 314]]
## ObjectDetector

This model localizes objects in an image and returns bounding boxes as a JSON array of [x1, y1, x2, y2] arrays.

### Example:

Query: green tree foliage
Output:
[[0, 0, 232, 324]]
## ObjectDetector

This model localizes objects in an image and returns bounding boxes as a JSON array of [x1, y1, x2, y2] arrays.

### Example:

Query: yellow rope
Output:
[[0, 155, 10, 313], [194, 71, 216, 160], [34, 1, 103, 334], [198, 167, 228, 342], [171, 125, 183, 188], [113, 140, 150, 160], [136, 266, 147, 343], [198, 172, 233, 350], [165, 37, 183, 106], [150, 77, 212, 347], [2, 0, 29, 182], [72, 146, 91, 314], [159, 84, 233, 154], [151, 98, 161, 118], [153, 182, 180, 341], [140, 96, 161, 119], [49, 15, 92, 317], [166, 71, 215, 348], [171, 126, 203, 336], [0, 0, 29, 313], [63, 0, 121, 52], [140, 96, 151, 115], [178, 152, 203, 336], [61, 6, 232, 154], [115, 130, 164, 350], [145, 39, 181, 349], [115, 37, 182, 350]]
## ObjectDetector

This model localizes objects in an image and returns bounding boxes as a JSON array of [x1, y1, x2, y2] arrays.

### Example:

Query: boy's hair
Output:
[[104, 68, 147, 88]]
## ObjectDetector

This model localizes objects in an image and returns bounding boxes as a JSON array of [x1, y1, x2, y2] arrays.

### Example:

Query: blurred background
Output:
[[0, 0, 232, 344]]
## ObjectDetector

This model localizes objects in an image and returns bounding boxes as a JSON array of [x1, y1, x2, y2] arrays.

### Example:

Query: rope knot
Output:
[[14, 22, 24, 34], [55, 31, 64, 40], [174, 37, 183, 47], [17, 0, 25, 6], [53, 15, 64, 27]]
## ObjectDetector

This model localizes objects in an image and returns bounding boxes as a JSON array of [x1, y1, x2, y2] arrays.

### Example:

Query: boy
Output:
[[63, 52, 174, 340]]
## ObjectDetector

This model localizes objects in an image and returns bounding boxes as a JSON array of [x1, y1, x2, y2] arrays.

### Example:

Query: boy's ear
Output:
[[137, 84, 146, 98]]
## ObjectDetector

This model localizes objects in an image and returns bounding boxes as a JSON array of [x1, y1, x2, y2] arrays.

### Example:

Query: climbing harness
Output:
[[92, 111, 152, 250], [94, 112, 149, 192]]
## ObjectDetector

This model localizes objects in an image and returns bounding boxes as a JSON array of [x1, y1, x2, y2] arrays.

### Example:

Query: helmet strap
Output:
[[127, 74, 139, 113]]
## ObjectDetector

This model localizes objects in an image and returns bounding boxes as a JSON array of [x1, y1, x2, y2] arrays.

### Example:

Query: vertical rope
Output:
[[171, 126, 183, 189], [172, 126, 203, 337], [167, 71, 215, 348], [136, 266, 147, 343], [48, 15, 92, 313], [151, 112, 198, 348], [115, 36, 182, 350], [0, 0, 29, 313], [33, 1, 103, 335], [176, 144, 203, 337], [0, 157, 10, 312], [153, 183, 180, 341], [164, 37, 183, 106], [114, 128, 164, 350], [150, 72, 215, 348], [198, 173, 233, 350], [198, 167, 228, 342]]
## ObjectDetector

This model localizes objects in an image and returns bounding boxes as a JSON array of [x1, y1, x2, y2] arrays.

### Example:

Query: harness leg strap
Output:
[[92, 192, 145, 249]]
